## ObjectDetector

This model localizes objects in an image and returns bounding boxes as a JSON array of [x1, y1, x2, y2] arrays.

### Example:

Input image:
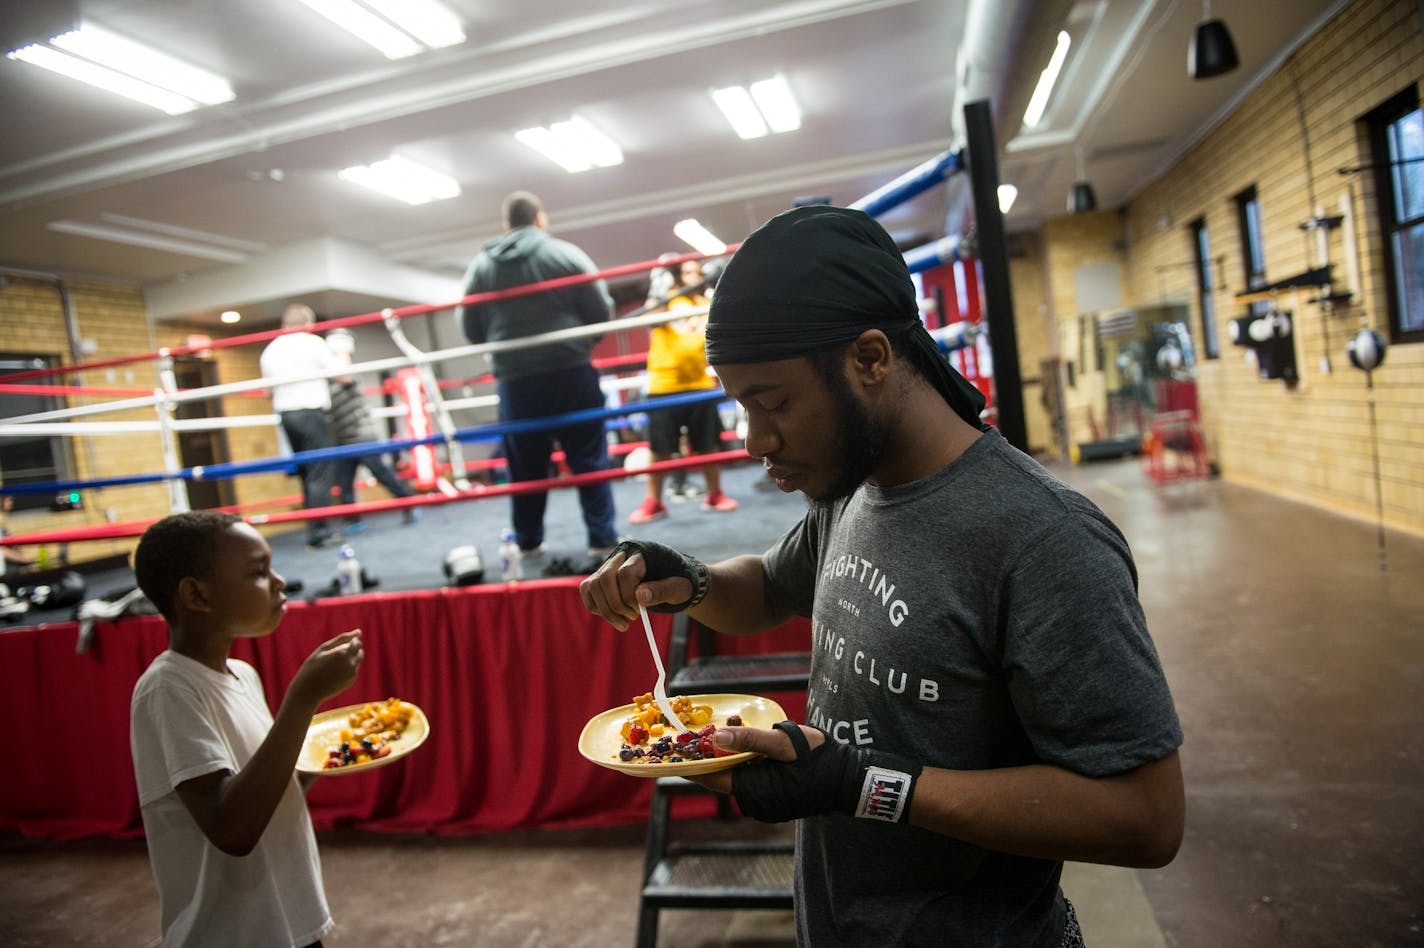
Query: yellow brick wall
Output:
[[1038, 210, 1132, 454], [1120, 0, 1423, 537], [1, 276, 168, 565], [1007, 232, 1060, 456], [1, 277, 301, 569]]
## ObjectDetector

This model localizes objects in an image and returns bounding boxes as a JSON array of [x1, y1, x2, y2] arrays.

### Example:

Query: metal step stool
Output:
[[635, 614, 811, 947]]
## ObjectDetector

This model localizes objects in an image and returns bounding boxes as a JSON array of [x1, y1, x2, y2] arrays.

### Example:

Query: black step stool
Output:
[[635, 614, 811, 947]]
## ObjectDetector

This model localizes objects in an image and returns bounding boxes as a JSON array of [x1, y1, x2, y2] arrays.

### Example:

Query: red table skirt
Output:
[[1, 579, 809, 840]]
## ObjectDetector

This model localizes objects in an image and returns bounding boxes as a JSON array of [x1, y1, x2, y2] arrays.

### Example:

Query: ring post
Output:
[[383, 309, 472, 491], [962, 99, 1027, 451], [155, 356, 191, 514]]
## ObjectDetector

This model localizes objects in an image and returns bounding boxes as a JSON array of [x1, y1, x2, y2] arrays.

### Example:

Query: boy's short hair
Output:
[[134, 511, 242, 620]]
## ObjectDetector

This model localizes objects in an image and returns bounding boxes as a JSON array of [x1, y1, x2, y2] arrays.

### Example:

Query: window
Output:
[[1235, 185, 1269, 318], [1367, 88, 1424, 343], [1232, 186, 1296, 383], [1190, 217, 1220, 359], [0, 355, 74, 513]]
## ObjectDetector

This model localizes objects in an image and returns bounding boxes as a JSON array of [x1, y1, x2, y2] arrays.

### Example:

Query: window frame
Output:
[[0, 354, 75, 513], [1189, 216, 1221, 359], [1365, 87, 1424, 345], [1234, 186, 1272, 323]]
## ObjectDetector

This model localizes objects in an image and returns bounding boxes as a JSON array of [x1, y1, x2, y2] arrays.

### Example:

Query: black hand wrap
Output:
[[606, 540, 710, 613], [731, 721, 922, 824]]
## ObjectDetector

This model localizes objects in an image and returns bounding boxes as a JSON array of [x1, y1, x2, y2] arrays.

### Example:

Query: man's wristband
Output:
[[606, 539, 710, 612]]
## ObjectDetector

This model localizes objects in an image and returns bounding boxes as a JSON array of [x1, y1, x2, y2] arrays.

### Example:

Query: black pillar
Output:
[[962, 99, 1028, 452]]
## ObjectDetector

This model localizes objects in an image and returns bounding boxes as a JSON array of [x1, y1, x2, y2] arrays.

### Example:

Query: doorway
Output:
[[172, 356, 235, 510]]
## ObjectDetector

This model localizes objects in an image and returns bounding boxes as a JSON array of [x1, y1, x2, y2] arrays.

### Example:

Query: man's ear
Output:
[[175, 576, 213, 615], [848, 330, 892, 386]]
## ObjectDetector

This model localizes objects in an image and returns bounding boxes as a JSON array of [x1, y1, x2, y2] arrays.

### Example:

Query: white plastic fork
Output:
[[639, 604, 686, 733]]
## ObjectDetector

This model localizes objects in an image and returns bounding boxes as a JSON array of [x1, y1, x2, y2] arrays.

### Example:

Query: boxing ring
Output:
[[0, 147, 996, 840]]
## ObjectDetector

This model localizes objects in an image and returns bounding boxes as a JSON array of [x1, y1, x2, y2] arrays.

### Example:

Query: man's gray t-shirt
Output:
[[761, 429, 1182, 946]]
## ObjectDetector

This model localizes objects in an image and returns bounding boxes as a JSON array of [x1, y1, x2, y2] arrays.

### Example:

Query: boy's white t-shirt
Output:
[[131, 650, 333, 948]]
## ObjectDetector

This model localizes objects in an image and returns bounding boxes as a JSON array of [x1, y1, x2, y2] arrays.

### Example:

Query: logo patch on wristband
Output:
[[855, 766, 913, 822]]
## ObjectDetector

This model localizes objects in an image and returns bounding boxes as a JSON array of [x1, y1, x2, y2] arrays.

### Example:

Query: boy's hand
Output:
[[290, 629, 364, 706]]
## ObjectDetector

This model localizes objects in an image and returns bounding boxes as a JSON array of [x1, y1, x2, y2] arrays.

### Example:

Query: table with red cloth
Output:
[[1, 578, 809, 840]]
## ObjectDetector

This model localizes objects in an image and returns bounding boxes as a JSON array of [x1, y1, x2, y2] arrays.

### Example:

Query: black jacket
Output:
[[328, 380, 378, 446], [455, 226, 613, 381]]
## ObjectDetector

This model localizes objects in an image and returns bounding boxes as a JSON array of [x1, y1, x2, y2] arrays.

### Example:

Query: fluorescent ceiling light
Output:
[[997, 184, 1018, 214], [673, 219, 726, 256], [295, 0, 463, 59], [713, 75, 802, 139], [47, 220, 251, 263], [51, 25, 234, 106], [8, 45, 196, 114], [1022, 30, 1072, 128], [338, 155, 461, 205], [221, 311, 242, 324], [362, 0, 465, 49], [516, 116, 623, 173], [98, 213, 267, 253], [749, 75, 801, 133], [712, 86, 767, 139], [7, 24, 235, 117]]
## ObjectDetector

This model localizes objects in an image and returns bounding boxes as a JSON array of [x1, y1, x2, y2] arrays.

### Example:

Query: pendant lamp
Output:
[[1189, 0, 1239, 79], [1068, 145, 1096, 213]]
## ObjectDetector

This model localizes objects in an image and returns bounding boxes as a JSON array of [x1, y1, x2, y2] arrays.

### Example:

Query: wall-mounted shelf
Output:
[[1233, 265, 1335, 305]]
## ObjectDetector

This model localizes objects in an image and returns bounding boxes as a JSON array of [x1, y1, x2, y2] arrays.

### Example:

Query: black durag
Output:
[[705, 205, 988, 430]]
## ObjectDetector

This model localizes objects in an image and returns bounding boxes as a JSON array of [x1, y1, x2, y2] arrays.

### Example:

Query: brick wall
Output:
[[1, 276, 167, 564], [1029, 0, 1423, 537], [1124, 0, 1422, 536], [1006, 231, 1059, 455], [1, 276, 299, 568], [1038, 210, 1133, 457]]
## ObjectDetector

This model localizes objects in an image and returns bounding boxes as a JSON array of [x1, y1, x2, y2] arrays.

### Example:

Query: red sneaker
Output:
[[702, 491, 739, 513], [629, 496, 669, 524]]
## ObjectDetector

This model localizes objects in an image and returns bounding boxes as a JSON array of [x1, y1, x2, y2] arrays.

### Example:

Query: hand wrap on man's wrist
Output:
[[731, 721, 922, 824], [606, 540, 710, 613]]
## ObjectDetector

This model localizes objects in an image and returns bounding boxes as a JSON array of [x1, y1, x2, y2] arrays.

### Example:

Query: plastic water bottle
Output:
[[498, 529, 522, 582], [336, 544, 362, 596]]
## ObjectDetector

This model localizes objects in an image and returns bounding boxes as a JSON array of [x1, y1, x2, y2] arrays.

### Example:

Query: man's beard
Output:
[[810, 367, 891, 509]]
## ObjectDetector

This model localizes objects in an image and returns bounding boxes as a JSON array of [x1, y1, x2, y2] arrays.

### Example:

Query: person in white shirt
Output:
[[259, 304, 342, 549], [130, 510, 364, 947]]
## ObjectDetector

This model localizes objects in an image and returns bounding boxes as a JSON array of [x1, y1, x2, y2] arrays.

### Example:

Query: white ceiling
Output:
[[0, 0, 1346, 330]]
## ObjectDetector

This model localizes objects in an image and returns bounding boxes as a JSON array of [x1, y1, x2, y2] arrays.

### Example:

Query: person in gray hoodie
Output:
[[455, 191, 618, 560]]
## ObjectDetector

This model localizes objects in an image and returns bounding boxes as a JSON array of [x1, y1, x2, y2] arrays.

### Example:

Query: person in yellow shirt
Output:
[[630, 259, 738, 524]]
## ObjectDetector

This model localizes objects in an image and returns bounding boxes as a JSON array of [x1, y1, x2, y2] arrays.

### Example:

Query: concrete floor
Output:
[[4, 455, 1423, 946]]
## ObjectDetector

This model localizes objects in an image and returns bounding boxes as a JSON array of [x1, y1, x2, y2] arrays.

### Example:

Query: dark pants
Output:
[[335, 451, 413, 519], [497, 364, 617, 552], [279, 408, 335, 544]]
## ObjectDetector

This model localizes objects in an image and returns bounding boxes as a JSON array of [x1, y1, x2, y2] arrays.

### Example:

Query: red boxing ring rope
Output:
[[0, 247, 736, 384]]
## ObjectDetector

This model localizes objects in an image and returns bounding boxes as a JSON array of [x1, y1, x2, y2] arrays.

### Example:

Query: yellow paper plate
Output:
[[578, 693, 786, 777], [297, 700, 430, 775]]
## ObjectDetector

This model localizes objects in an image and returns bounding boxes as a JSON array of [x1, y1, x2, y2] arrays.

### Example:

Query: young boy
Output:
[[130, 511, 364, 947]]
